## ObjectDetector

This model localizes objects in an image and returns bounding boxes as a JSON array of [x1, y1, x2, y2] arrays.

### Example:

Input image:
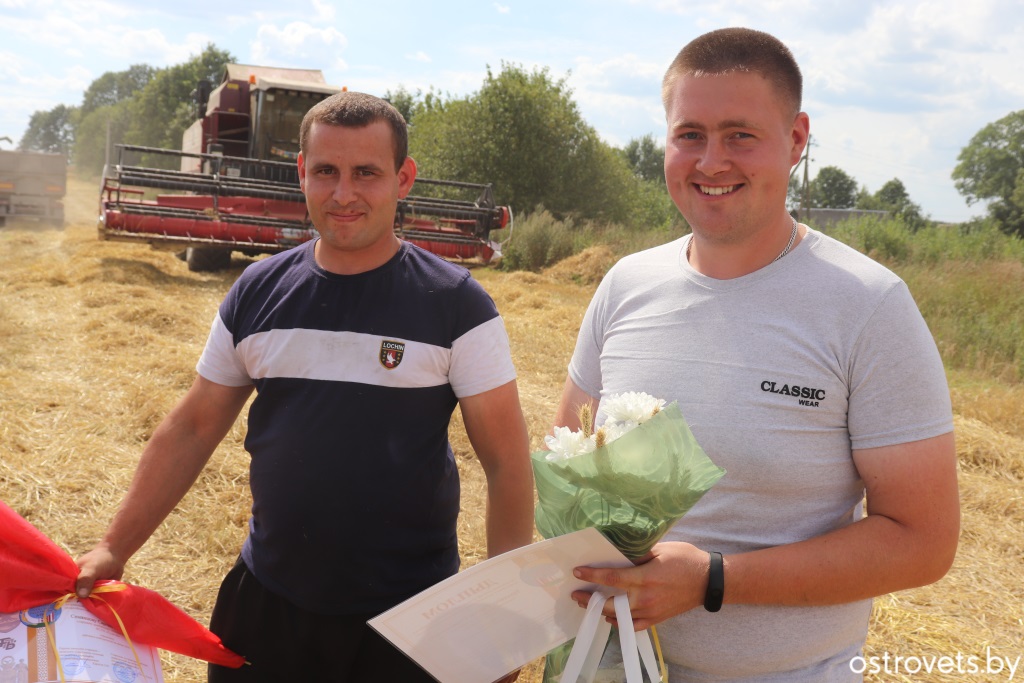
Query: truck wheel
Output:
[[185, 247, 232, 272]]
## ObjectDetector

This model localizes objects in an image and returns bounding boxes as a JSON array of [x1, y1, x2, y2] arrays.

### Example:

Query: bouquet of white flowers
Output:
[[533, 392, 725, 682]]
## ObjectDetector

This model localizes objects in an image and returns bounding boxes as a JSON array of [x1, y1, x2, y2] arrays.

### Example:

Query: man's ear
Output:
[[790, 112, 810, 166], [297, 151, 307, 193], [397, 156, 417, 199]]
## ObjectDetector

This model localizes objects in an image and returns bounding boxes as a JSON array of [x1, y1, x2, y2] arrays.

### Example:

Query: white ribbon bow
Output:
[[560, 592, 664, 683]]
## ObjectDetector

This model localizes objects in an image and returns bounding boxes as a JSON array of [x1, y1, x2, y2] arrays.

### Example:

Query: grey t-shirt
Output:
[[568, 228, 953, 681]]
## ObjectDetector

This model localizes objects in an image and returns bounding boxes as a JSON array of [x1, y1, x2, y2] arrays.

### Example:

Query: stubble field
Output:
[[1, 175, 1021, 682]]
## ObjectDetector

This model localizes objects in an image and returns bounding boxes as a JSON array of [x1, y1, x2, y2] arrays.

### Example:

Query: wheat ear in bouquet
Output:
[[532, 392, 725, 682]]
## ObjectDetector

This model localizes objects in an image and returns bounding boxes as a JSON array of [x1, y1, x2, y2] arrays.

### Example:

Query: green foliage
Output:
[[384, 85, 420, 125], [408, 63, 642, 225], [629, 177, 682, 232], [787, 174, 805, 212], [875, 178, 912, 208], [73, 101, 135, 172], [855, 177, 926, 230], [128, 45, 234, 164], [18, 104, 77, 155], [80, 65, 155, 117], [953, 109, 1024, 238], [499, 209, 578, 271], [620, 134, 665, 183], [855, 185, 883, 211], [68, 44, 234, 174], [74, 64, 157, 171], [828, 214, 1024, 265], [902, 259, 1024, 383], [809, 165, 858, 208], [497, 205, 682, 273]]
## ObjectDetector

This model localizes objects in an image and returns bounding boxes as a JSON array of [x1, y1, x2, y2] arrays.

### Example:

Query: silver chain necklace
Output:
[[773, 216, 799, 263], [687, 216, 800, 264]]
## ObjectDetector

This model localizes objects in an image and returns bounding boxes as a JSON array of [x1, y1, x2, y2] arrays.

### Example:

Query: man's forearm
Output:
[[484, 461, 535, 557], [98, 420, 220, 561], [725, 511, 957, 607], [728, 434, 960, 606], [91, 377, 251, 564], [458, 380, 536, 558]]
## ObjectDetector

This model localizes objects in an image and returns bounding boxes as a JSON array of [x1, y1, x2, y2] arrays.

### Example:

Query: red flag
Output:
[[0, 500, 245, 668]]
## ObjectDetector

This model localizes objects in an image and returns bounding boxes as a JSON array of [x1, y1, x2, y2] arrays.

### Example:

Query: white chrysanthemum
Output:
[[597, 419, 639, 446], [600, 392, 666, 424], [544, 426, 597, 461]]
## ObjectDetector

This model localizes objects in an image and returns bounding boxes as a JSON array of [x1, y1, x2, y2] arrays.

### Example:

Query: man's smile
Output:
[[696, 184, 742, 196]]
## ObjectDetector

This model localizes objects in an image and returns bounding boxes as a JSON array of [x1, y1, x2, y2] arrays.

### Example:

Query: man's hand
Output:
[[75, 544, 126, 598], [571, 542, 710, 631]]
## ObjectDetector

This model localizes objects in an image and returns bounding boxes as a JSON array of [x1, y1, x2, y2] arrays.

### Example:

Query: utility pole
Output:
[[104, 119, 111, 170], [800, 134, 811, 224]]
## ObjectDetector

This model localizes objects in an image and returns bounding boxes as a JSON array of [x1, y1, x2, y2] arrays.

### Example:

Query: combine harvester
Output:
[[99, 65, 511, 271]]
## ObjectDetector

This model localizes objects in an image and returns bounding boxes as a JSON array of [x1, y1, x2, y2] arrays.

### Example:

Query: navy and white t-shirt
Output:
[[197, 240, 516, 615]]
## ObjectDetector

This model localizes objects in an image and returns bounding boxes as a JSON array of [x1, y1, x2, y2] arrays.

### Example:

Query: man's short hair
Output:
[[299, 91, 408, 171], [662, 28, 803, 117]]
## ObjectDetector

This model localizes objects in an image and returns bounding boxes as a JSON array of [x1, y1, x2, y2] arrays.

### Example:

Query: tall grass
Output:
[[496, 207, 683, 272], [827, 216, 1024, 265], [827, 216, 1024, 384], [501, 211, 1024, 384]]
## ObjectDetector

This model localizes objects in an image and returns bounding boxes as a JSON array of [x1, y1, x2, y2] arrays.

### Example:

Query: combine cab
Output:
[[99, 64, 511, 270]]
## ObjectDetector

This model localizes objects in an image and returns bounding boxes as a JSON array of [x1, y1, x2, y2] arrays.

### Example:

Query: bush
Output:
[[828, 214, 1024, 265], [498, 208, 578, 272], [496, 207, 685, 274]]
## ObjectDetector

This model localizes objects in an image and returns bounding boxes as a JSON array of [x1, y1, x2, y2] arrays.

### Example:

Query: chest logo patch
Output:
[[380, 340, 405, 370]]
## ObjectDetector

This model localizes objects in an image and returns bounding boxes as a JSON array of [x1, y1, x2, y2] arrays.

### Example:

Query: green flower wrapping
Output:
[[533, 401, 725, 682]]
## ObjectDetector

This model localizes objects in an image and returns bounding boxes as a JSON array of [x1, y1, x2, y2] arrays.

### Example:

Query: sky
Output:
[[2, 0, 1022, 223]]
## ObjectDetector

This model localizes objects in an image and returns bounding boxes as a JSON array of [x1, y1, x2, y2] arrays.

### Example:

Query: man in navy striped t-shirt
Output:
[[76, 92, 534, 682]]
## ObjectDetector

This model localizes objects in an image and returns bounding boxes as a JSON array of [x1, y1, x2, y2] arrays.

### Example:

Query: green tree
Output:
[[18, 104, 77, 155], [620, 134, 665, 183], [787, 175, 805, 212], [73, 101, 136, 173], [128, 44, 234, 154], [69, 45, 233, 175], [953, 109, 1024, 238], [809, 165, 858, 208], [80, 65, 155, 117], [75, 65, 153, 173], [384, 85, 420, 125], [855, 185, 884, 211], [873, 178, 926, 229], [409, 63, 639, 224]]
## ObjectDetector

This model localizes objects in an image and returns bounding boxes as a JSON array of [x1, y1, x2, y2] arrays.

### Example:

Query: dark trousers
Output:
[[208, 559, 437, 683]]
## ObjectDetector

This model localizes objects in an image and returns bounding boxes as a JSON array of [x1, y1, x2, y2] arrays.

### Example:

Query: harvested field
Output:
[[1, 174, 1022, 682]]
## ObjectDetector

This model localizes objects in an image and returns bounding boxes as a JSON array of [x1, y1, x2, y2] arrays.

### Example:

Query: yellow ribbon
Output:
[[41, 583, 151, 683], [651, 624, 669, 682]]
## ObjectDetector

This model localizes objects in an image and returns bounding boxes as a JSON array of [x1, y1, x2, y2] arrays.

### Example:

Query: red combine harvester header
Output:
[[99, 64, 511, 271]]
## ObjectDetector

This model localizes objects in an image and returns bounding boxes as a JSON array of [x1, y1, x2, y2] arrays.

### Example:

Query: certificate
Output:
[[368, 527, 631, 683], [0, 599, 164, 683]]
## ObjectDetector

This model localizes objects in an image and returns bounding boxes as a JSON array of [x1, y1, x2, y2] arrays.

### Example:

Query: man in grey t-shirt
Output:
[[560, 28, 959, 682]]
